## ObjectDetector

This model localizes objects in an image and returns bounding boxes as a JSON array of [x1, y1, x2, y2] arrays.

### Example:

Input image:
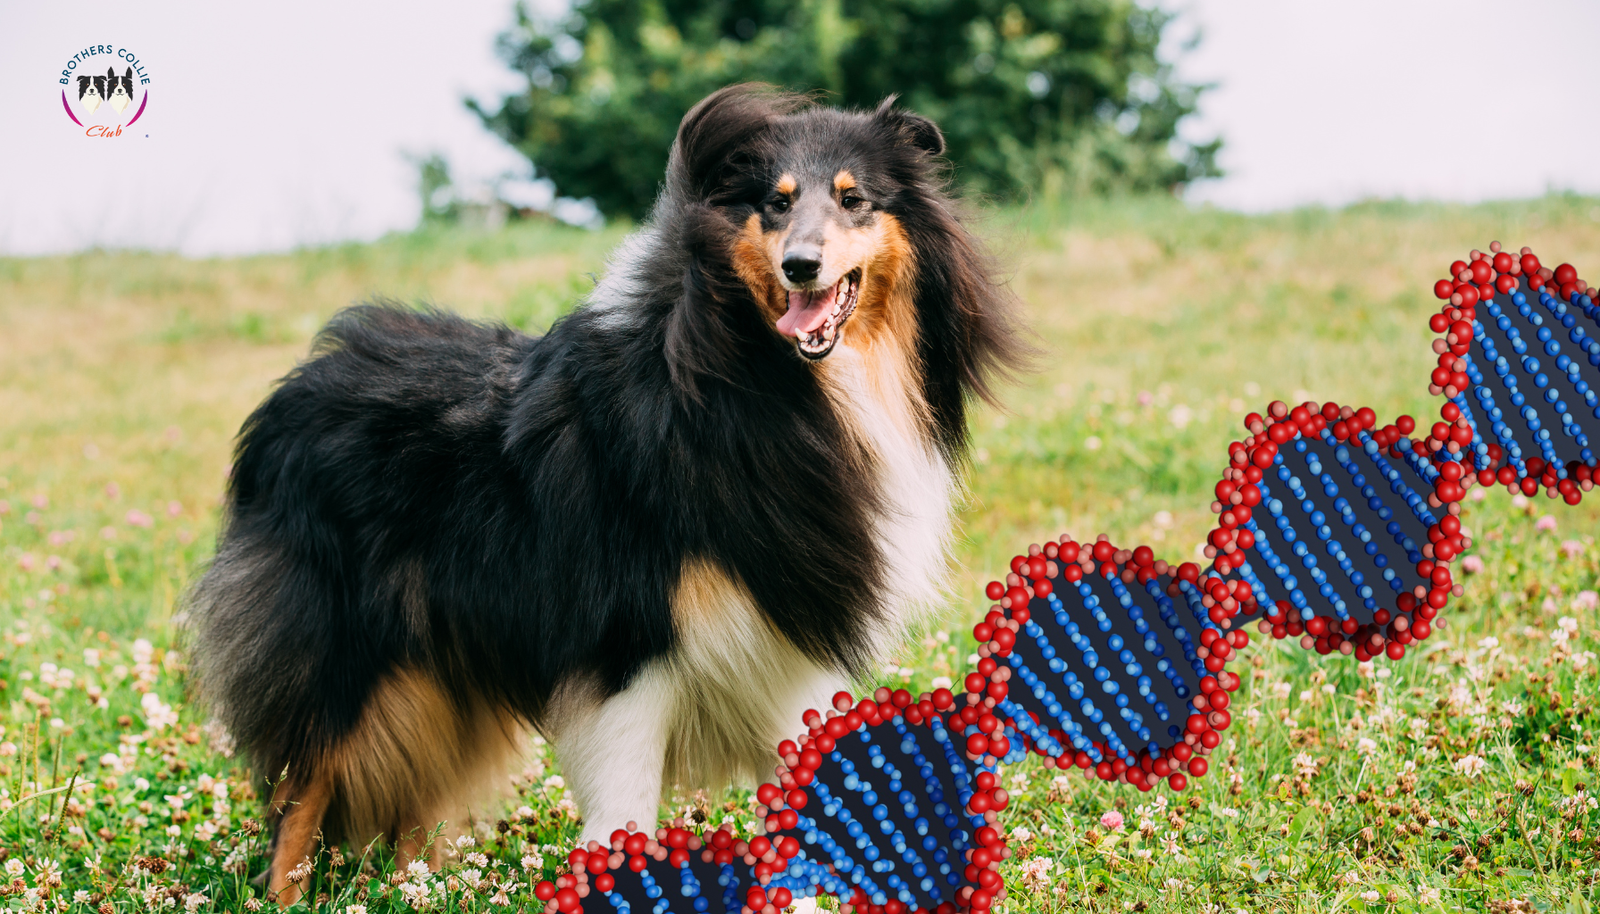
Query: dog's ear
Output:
[[669, 84, 808, 203], [662, 205, 753, 400], [874, 97, 944, 157], [107, 66, 116, 80]]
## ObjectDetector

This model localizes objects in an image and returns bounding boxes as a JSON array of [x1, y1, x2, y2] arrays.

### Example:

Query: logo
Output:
[[59, 45, 151, 137]]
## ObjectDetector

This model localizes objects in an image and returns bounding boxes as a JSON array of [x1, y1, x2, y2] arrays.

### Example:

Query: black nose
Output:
[[782, 252, 821, 284]]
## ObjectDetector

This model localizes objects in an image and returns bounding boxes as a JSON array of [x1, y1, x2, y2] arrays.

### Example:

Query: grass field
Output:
[[5, 194, 1600, 911]]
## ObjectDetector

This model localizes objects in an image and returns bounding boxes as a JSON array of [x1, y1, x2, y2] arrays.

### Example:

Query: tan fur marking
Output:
[[776, 174, 797, 196], [664, 559, 835, 790], [833, 170, 856, 193], [816, 214, 928, 437], [732, 213, 789, 322], [268, 774, 331, 907], [324, 670, 523, 850], [265, 671, 524, 901]]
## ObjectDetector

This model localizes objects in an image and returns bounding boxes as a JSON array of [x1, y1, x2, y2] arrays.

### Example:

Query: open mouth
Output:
[[774, 269, 861, 360]]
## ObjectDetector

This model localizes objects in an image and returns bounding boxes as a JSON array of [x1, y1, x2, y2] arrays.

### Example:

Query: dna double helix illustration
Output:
[[537, 244, 1594, 914]]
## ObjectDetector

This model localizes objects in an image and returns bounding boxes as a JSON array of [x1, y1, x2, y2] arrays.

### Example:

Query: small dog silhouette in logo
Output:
[[107, 67, 134, 114], [76, 72, 105, 114]]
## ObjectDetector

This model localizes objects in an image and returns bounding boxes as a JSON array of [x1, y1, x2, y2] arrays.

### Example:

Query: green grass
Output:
[[5, 195, 1600, 912]]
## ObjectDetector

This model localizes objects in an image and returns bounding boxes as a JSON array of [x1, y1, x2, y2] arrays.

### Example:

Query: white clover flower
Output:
[[1418, 886, 1441, 905], [930, 676, 952, 691], [543, 775, 565, 790], [140, 691, 178, 731], [1454, 754, 1487, 778], [1292, 753, 1320, 779], [1356, 738, 1377, 756], [407, 860, 432, 878]]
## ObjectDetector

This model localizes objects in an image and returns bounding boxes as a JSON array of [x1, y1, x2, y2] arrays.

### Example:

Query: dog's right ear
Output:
[[873, 96, 944, 157], [668, 84, 808, 203]]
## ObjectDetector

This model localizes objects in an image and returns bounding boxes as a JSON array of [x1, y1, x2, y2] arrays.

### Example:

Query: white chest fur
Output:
[[819, 343, 957, 652]]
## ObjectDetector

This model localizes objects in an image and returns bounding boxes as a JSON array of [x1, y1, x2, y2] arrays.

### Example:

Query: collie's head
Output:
[[652, 84, 1025, 454]]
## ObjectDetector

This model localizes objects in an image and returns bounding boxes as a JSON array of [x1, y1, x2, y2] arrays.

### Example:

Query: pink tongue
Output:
[[776, 285, 838, 337]]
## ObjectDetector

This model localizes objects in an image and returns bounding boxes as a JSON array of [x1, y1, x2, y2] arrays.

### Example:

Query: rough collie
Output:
[[190, 83, 1022, 905]]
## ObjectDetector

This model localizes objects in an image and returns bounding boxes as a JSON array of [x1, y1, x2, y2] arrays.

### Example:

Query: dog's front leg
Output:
[[553, 666, 675, 843]]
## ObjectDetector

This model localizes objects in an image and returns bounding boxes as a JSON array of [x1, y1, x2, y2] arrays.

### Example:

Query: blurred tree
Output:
[[469, 0, 1220, 220], [411, 152, 460, 223]]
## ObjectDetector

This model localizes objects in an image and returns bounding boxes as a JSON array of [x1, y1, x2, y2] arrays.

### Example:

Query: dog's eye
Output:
[[841, 194, 865, 210], [770, 198, 791, 214]]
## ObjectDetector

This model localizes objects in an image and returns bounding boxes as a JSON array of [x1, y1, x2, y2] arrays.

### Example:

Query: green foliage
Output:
[[468, 0, 1221, 219], [412, 152, 460, 224], [1510, 674, 1597, 764], [9, 197, 1600, 908]]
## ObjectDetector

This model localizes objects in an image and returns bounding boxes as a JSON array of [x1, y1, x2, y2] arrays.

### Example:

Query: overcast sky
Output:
[[2, 0, 1598, 257]]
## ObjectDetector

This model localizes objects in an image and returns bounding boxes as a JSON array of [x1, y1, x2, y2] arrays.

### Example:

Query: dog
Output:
[[189, 83, 1022, 906], [76, 73, 104, 114], [108, 67, 134, 114]]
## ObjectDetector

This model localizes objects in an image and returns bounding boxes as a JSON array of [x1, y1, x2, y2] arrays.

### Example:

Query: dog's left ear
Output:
[[874, 97, 944, 157]]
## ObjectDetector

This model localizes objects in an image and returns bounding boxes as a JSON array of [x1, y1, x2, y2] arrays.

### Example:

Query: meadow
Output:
[[4, 194, 1600, 911]]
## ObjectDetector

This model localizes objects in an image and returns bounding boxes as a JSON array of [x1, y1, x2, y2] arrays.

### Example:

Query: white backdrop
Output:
[[1, 0, 1597, 256]]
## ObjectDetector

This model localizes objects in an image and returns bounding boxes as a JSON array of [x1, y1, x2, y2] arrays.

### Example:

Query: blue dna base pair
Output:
[[536, 689, 1014, 914], [546, 243, 1596, 914]]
